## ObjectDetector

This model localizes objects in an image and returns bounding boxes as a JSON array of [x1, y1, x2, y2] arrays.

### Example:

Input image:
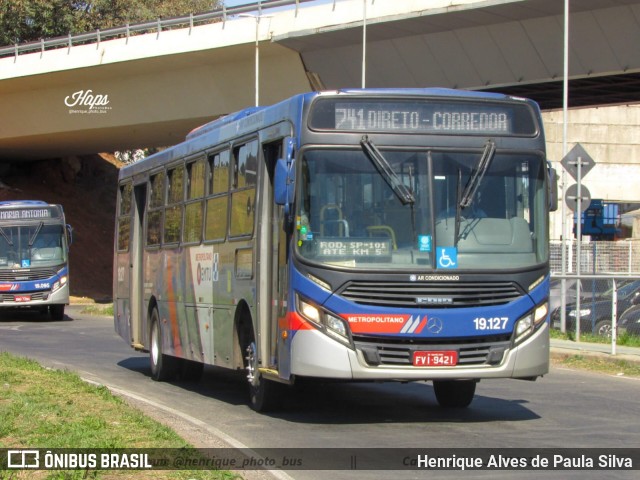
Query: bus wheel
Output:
[[149, 308, 179, 381], [49, 304, 65, 321], [245, 340, 281, 412], [433, 380, 476, 408]]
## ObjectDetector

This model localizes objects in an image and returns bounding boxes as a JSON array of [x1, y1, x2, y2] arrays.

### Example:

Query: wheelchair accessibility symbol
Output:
[[437, 247, 458, 269]]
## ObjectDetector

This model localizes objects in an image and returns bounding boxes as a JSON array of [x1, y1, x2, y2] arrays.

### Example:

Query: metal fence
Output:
[[550, 239, 640, 275], [549, 240, 640, 354]]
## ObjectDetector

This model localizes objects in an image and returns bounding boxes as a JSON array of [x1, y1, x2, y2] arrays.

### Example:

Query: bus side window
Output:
[[185, 158, 206, 244], [230, 140, 257, 238], [205, 150, 230, 241], [147, 172, 165, 247], [187, 158, 206, 199], [149, 171, 164, 209], [117, 182, 132, 252], [164, 165, 185, 244]]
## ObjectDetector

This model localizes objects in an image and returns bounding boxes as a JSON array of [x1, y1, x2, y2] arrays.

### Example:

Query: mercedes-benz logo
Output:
[[426, 317, 443, 334]]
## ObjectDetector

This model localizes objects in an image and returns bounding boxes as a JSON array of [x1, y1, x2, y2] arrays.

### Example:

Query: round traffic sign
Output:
[[565, 183, 591, 213]]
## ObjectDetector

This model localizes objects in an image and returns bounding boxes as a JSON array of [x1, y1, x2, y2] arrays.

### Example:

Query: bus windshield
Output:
[[296, 147, 548, 270], [0, 224, 66, 269]]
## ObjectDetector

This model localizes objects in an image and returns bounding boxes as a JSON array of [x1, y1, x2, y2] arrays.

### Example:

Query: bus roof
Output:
[[0, 200, 54, 208]]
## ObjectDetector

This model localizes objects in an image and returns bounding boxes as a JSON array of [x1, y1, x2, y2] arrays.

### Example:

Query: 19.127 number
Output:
[[473, 317, 508, 330]]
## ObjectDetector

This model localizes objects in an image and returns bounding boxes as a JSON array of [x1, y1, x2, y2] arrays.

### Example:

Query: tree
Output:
[[0, 0, 219, 46], [0, 1, 76, 46]]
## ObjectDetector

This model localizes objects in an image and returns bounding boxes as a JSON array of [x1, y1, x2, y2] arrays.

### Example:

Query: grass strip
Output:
[[0, 352, 240, 479], [550, 327, 640, 348]]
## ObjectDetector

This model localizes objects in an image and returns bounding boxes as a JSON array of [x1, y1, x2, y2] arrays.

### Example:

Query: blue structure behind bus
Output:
[[576, 199, 621, 240], [0, 200, 71, 320], [114, 89, 553, 411]]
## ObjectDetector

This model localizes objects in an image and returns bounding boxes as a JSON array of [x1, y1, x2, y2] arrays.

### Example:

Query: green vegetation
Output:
[[552, 353, 640, 378], [550, 327, 640, 347], [1, 0, 219, 46], [0, 352, 236, 479], [80, 304, 114, 317], [550, 328, 640, 377]]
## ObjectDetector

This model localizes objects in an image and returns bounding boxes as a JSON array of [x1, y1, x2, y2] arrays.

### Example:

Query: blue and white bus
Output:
[[0, 200, 71, 320], [114, 89, 554, 411]]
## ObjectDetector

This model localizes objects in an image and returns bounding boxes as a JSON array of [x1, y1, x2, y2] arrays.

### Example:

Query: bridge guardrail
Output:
[[0, 0, 317, 59]]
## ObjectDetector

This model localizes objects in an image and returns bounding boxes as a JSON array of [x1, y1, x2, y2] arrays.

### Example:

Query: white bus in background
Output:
[[0, 200, 72, 320]]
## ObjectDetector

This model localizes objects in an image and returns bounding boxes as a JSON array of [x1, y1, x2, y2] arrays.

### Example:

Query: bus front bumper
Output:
[[0, 282, 69, 307], [290, 323, 549, 381]]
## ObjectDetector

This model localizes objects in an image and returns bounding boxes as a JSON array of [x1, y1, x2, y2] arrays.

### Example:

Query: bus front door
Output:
[[129, 184, 146, 349]]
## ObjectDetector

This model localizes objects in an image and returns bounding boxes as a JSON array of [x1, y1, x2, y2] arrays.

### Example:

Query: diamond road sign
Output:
[[561, 143, 595, 181]]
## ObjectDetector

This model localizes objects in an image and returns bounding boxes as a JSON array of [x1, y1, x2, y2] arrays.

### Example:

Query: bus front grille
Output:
[[0, 268, 59, 282], [353, 335, 512, 367], [340, 281, 522, 308]]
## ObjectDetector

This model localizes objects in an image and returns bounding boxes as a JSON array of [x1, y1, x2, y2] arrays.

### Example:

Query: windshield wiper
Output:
[[459, 139, 496, 209], [360, 135, 415, 205], [454, 139, 496, 247], [0, 227, 13, 246], [28, 222, 43, 247], [454, 169, 463, 248]]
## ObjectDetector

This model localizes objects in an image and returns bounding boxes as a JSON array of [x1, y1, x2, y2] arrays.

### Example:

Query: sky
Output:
[[222, 0, 332, 8], [223, 1, 255, 7]]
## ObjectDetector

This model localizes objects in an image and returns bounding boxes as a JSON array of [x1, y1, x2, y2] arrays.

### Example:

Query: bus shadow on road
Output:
[[117, 359, 253, 407], [116, 358, 540, 423], [266, 380, 541, 424], [0, 308, 72, 323]]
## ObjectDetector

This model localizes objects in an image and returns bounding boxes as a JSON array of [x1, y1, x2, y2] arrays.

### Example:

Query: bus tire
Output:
[[149, 308, 179, 381], [433, 380, 476, 408], [245, 340, 281, 412], [49, 304, 65, 321]]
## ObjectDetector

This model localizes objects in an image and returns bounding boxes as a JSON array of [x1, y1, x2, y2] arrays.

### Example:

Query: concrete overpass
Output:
[[2, 0, 640, 160]]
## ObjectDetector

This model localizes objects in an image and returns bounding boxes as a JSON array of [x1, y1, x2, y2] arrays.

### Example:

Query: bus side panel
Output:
[[114, 251, 131, 345], [144, 242, 240, 369], [214, 240, 254, 370], [143, 248, 162, 350], [187, 245, 214, 364], [212, 245, 234, 369], [155, 248, 198, 361]]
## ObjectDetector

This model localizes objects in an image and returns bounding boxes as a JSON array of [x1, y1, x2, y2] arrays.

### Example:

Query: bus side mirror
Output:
[[275, 159, 288, 205], [548, 164, 558, 212], [66, 224, 73, 246], [274, 137, 295, 215]]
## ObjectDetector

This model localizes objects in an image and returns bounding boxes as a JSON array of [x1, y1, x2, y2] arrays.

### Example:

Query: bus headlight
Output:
[[325, 313, 348, 339], [299, 298, 321, 323], [52, 275, 68, 292], [296, 295, 352, 346], [514, 302, 548, 344]]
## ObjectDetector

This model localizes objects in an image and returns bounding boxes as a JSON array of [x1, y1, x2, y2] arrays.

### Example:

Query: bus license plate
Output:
[[413, 351, 458, 367], [14, 295, 31, 302]]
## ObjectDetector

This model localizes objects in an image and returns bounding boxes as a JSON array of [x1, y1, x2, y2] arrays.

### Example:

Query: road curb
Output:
[[550, 347, 640, 365]]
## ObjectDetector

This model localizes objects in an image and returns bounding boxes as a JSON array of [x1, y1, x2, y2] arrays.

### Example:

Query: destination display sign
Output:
[[309, 98, 537, 135], [0, 207, 59, 221], [315, 238, 391, 259]]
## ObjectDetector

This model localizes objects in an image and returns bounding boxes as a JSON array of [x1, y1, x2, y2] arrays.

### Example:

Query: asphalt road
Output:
[[1, 305, 639, 480]]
